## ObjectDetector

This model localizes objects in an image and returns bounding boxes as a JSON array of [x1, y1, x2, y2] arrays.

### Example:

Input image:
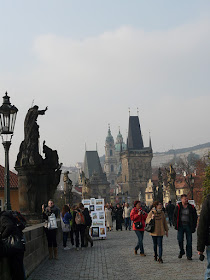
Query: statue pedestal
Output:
[[15, 165, 61, 221]]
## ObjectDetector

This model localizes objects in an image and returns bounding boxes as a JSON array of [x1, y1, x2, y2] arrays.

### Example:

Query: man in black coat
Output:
[[197, 194, 210, 280], [0, 210, 25, 280], [115, 204, 123, 231], [83, 207, 93, 247], [173, 194, 197, 260], [166, 201, 175, 227]]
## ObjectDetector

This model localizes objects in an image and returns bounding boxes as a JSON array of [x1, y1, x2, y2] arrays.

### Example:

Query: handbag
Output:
[[145, 218, 155, 233], [60, 215, 70, 232], [2, 234, 25, 254], [48, 213, 58, 230], [134, 221, 143, 229]]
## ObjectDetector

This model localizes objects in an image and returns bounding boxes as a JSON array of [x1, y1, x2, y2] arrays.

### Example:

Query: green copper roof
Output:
[[115, 142, 127, 152], [116, 129, 123, 144], [106, 127, 114, 143]]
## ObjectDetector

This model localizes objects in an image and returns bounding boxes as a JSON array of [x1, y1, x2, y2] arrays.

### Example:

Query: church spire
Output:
[[149, 131, 152, 149], [127, 115, 144, 150], [106, 124, 114, 143]]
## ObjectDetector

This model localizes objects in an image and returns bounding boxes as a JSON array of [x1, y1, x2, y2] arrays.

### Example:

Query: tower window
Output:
[[111, 165, 114, 172], [110, 150, 113, 156], [111, 180, 114, 185]]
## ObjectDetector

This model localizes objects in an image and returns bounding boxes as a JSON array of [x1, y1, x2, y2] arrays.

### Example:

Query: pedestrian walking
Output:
[[115, 203, 123, 231], [173, 194, 197, 260], [146, 201, 168, 263], [130, 200, 147, 256], [69, 205, 76, 247], [166, 200, 175, 227], [123, 203, 132, 230], [42, 199, 59, 260], [73, 203, 86, 250], [197, 194, 210, 280], [83, 206, 93, 247], [105, 204, 113, 231], [0, 210, 26, 280], [60, 205, 72, 250]]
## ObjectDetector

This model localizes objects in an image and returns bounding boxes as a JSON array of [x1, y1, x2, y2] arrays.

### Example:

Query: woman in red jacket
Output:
[[130, 200, 147, 256]]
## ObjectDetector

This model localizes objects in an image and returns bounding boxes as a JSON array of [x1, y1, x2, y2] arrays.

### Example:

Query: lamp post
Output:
[[0, 92, 18, 210]]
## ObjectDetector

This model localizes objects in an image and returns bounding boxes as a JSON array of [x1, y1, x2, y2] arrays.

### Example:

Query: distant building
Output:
[[104, 126, 118, 190], [83, 150, 110, 202], [0, 165, 19, 211], [120, 115, 153, 202], [145, 179, 154, 206], [104, 127, 126, 193]]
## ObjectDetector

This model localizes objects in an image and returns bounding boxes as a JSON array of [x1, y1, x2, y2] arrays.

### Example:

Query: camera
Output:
[[199, 254, 205, 261]]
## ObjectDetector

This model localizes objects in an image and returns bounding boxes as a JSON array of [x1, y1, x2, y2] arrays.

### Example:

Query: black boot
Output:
[[158, 257, 163, 263]]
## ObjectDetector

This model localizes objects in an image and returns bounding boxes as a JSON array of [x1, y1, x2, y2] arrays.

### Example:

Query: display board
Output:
[[82, 198, 106, 239]]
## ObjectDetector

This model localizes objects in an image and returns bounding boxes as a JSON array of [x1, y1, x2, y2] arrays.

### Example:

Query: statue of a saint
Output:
[[165, 164, 176, 204], [81, 171, 91, 199], [16, 105, 48, 166], [63, 171, 73, 205]]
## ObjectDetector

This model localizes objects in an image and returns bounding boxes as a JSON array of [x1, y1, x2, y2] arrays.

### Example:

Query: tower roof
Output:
[[116, 129, 123, 144], [127, 116, 144, 150], [83, 151, 104, 179], [106, 126, 114, 143]]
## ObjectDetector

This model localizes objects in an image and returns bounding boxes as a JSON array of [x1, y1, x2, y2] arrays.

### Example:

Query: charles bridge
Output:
[[0, 221, 206, 280]]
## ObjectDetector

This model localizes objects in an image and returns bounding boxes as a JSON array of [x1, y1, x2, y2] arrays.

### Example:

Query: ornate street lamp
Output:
[[0, 92, 18, 210]]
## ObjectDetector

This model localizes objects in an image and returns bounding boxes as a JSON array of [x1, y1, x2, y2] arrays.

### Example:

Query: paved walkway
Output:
[[28, 225, 206, 280]]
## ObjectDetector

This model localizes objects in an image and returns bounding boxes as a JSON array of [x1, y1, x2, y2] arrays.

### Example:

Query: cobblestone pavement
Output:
[[28, 225, 206, 280]]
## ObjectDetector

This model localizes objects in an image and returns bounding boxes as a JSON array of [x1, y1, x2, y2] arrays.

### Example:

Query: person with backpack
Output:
[[0, 210, 26, 280], [73, 203, 86, 251], [69, 204, 76, 247], [42, 199, 59, 259], [82, 206, 93, 247], [60, 205, 72, 250]]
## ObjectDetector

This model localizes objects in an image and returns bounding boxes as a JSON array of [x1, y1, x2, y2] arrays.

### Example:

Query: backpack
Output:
[[75, 211, 85, 225], [8, 211, 27, 231]]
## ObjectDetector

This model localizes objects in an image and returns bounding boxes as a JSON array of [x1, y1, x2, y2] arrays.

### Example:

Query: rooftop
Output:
[[0, 165, 18, 189]]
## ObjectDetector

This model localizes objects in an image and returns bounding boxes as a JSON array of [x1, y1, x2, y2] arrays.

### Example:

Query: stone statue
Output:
[[15, 105, 61, 222], [152, 183, 158, 201], [43, 140, 59, 169], [165, 164, 177, 204], [81, 171, 91, 199], [16, 106, 48, 167], [63, 171, 73, 205]]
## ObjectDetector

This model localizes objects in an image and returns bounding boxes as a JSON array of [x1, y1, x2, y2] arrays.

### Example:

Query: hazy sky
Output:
[[0, 0, 210, 168]]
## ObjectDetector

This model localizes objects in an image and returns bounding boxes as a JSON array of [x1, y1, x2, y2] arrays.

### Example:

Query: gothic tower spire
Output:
[[127, 116, 144, 150]]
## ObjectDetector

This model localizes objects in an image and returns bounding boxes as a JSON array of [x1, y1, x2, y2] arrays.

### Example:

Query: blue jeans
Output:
[[205, 245, 210, 280], [63, 232, 69, 247], [152, 236, 163, 258], [134, 231, 144, 254], [177, 224, 192, 257], [124, 217, 131, 230]]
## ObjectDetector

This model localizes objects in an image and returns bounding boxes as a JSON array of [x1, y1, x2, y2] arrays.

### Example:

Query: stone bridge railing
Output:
[[0, 220, 62, 279]]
